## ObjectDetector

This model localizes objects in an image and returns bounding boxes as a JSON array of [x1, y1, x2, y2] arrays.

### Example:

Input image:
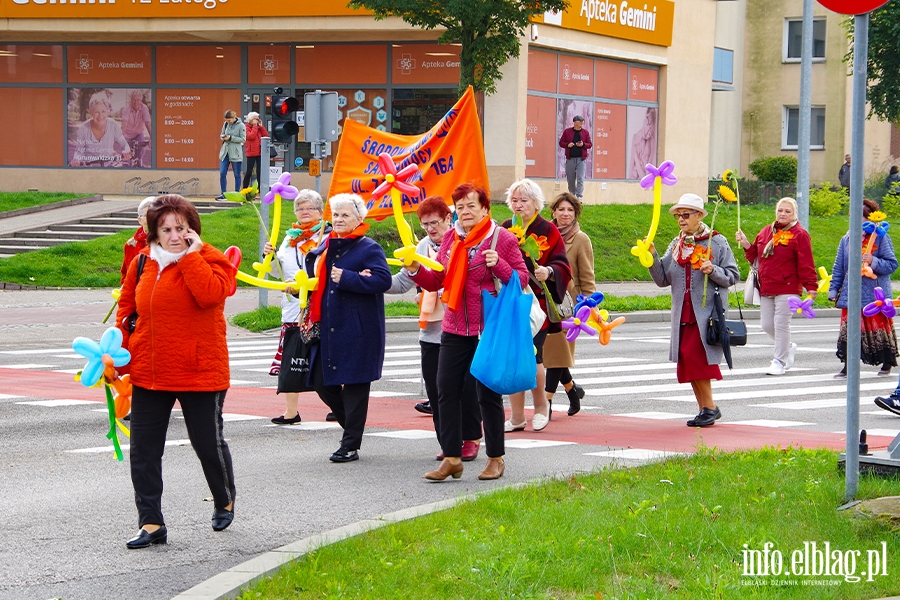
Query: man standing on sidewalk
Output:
[[839, 154, 851, 189], [559, 115, 591, 201]]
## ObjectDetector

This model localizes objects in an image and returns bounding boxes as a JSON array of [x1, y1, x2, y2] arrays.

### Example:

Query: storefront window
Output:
[[156, 88, 241, 169], [67, 45, 151, 84], [391, 88, 457, 135], [249, 45, 291, 86], [0, 45, 63, 84], [157, 45, 240, 85], [296, 44, 387, 85], [0, 88, 62, 166], [67, 87, 152, 169]]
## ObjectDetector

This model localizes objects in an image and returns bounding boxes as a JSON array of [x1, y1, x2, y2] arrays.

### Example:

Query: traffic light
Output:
[[271, 88, 299, 143]]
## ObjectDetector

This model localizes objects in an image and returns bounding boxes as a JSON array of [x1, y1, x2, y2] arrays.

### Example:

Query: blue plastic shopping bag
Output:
[[470, 274, 537, 395]]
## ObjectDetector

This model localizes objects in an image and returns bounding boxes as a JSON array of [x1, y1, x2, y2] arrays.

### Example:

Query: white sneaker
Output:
[[786, 343, 797, 369], [766, 359, 785, 376]]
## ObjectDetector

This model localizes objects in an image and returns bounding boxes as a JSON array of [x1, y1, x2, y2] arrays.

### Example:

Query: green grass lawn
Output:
[[0, 191, 89, 214], [238, 447, 900, 599], [0, 198, 871, 291]]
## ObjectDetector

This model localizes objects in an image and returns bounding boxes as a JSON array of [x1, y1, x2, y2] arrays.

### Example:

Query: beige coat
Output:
[[543, 229, 596, 369]]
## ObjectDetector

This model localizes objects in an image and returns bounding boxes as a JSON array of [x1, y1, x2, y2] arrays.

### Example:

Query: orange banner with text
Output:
[[0, 0, 368, 19], [327, 86, 488, 221]]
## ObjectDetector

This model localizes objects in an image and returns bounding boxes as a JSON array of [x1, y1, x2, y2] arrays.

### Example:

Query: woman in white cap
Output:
[[647, 193, 739, 427]]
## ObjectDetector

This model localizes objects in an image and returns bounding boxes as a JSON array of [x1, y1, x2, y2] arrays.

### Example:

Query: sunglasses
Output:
[[673, 211, 697, 221]]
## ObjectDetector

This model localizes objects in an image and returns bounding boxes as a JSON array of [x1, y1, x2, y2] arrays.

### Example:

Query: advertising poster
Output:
[[525, 95, 557, 179], [156, 88, 241, 169], [593, 102, 626, 180], [556, 98, 593, 179], [626, 106, 658, 180], [67, 87, 151, 168]]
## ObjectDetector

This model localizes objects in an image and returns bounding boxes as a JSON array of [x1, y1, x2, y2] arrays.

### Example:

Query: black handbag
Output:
[[277, 326, 316, 393], [707, 287, 747, 347]]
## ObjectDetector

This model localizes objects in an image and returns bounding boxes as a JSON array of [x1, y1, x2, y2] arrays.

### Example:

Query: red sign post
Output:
[[816, 0, 887, 14]]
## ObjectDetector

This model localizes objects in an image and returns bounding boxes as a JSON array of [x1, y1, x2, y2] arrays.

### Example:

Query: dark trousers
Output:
[[421, 341, 481, 445], [242, 155, 262, 189], [311, 357, 371, 450], [130, 386, 235, 527], [544, 367, 573, 394], [436, 332, 504, 458]]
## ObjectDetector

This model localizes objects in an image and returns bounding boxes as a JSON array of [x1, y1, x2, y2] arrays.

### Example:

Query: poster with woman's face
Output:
[[556, 98, 593, 179], [67, 87, 152, 168], [626, 106, 658, 180]]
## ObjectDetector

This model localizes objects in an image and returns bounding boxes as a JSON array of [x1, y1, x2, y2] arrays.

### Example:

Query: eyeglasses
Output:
[[673, 211, 697, 221], [295, 206, 318, 213], [421, 219, 444, 229]]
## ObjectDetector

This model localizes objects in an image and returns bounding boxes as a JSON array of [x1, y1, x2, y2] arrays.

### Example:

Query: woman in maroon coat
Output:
[[502, 179, 572, 432], [736, 197, 817, 375]]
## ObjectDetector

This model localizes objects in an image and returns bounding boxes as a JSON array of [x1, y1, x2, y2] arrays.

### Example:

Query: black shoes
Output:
[[414, 401, 433, 415], [875, 395, 900, 416], [126, 525, 168, 549], [212, 507, 234, 531], [325, 412, 338, 422], [687, 407, 721, 427], [271, 413, 302, 425], [329, 446, 359, 463], [567, 383, 584, 416]]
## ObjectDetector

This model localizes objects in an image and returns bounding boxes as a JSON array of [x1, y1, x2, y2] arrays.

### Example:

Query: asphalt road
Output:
[[1, 289, 899, 599]]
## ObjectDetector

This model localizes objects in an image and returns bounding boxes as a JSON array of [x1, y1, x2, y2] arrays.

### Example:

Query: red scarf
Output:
[[288, 221, 320, 250], [309, 222, 370, 323], [441, 216, 493, 312]]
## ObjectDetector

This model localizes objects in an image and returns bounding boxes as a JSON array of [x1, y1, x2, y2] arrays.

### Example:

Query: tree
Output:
[[347, 0, 569, 97], [846, 1, 900, 123]]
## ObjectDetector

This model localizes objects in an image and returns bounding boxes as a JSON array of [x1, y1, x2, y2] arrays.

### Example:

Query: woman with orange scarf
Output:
[[736, 197, 817, 376], [264, 189, 332, 424], [306, 193, 391, 463], [407, 183, 527, 481]]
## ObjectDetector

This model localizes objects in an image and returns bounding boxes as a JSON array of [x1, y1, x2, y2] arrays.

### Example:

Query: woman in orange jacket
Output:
[[116, 194, 237, 549]]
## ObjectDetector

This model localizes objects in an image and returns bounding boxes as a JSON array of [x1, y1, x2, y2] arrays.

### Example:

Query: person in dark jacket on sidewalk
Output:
[[839, 154, 851, 189], [558, 115, 592, 201], [306, 193, 392, 463], [736, 197, 817, 375]]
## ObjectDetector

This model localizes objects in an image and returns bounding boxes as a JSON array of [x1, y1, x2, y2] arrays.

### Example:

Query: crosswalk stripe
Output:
[[653, 382, 888, 402], [752, 398, 862, 409], [727, 419, 816, 428], [612, 411, 694, 420], [18, 399, 95, 407], [67, 438, 192, 454], [0, 363, 56, 369], [586, 372, 877, 397]]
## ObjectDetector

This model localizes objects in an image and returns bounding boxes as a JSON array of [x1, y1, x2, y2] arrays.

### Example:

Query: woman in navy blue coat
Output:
[[307, 193, 392, 462]]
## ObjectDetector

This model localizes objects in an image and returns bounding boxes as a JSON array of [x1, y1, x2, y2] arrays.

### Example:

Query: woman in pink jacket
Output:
[[736, 197, 817, 375], [407, 183, 527, 482]]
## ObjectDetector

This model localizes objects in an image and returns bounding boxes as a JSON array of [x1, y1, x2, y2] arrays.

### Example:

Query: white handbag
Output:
[[523, 284, 547, 337], [743, 263, 761, 305]]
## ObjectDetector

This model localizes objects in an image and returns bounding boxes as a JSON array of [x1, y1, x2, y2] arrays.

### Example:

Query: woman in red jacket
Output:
[[736, 197, 817, 375], [242, 111, 269, 189], [116, 194, 236, 549]]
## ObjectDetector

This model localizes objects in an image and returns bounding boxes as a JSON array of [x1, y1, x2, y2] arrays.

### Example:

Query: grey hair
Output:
[[776, 197, 798, 216], [88, 92, 112, 112], [505, 178, 545, 212], [294, 189, 324, 212], [129, 89, 143, 99], [329, 193, 368, 220], [137, 196, 156, 217]]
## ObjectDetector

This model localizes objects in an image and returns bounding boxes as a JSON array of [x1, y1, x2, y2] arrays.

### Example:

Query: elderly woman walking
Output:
[[735, 197, 817, 375], [408, 183, 528, 481], [501, 179, 571, 432], [648, 193, 739, 427], [828, 198, 899, 378], [307, 193, 392, 462]]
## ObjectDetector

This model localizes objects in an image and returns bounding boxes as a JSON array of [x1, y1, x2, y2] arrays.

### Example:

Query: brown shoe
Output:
[[424, 458, 463, 481], [478, 457, 505, 480]]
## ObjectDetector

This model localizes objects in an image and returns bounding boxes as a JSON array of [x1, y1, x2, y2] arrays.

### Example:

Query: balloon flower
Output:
[[631, 160, 677, 268], [862, 216, 890, 280], [864, 286, 896, 319], [72, 327, 132, 461], [371, 153, 443, 272], [588, 308, 627, 345], [252, 172, 300, 279], [102, 287, 121, 324], [787, 296, 816, 319], [562, 305, 598, 342], [226, 246, 319, 308], [574, 291, 605, 313], [816, 266, 832, 294]]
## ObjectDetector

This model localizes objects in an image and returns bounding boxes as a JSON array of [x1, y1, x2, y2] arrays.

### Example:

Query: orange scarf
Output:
[[441, 216, 493, 312], [288, 221, 321, 252], [309, 222, 370, 323]]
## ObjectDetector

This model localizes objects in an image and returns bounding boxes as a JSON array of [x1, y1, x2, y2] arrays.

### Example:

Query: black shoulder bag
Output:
[[124, 254, 146, 334], [706, 286, 747, 347]]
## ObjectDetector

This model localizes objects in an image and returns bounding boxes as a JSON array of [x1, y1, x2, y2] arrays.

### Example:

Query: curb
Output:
[[0, 194, 102, 219], [171, 496, 471, 599]]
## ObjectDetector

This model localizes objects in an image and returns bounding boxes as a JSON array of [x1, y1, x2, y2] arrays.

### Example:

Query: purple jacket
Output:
[[558, 127, 593, 160], [411, 222, 528, 337]]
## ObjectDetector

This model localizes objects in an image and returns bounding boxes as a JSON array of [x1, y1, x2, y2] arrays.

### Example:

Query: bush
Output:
[[748, 155, 798, 183], [881, 190, 900, 217], [808, 182, 848, 217]]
